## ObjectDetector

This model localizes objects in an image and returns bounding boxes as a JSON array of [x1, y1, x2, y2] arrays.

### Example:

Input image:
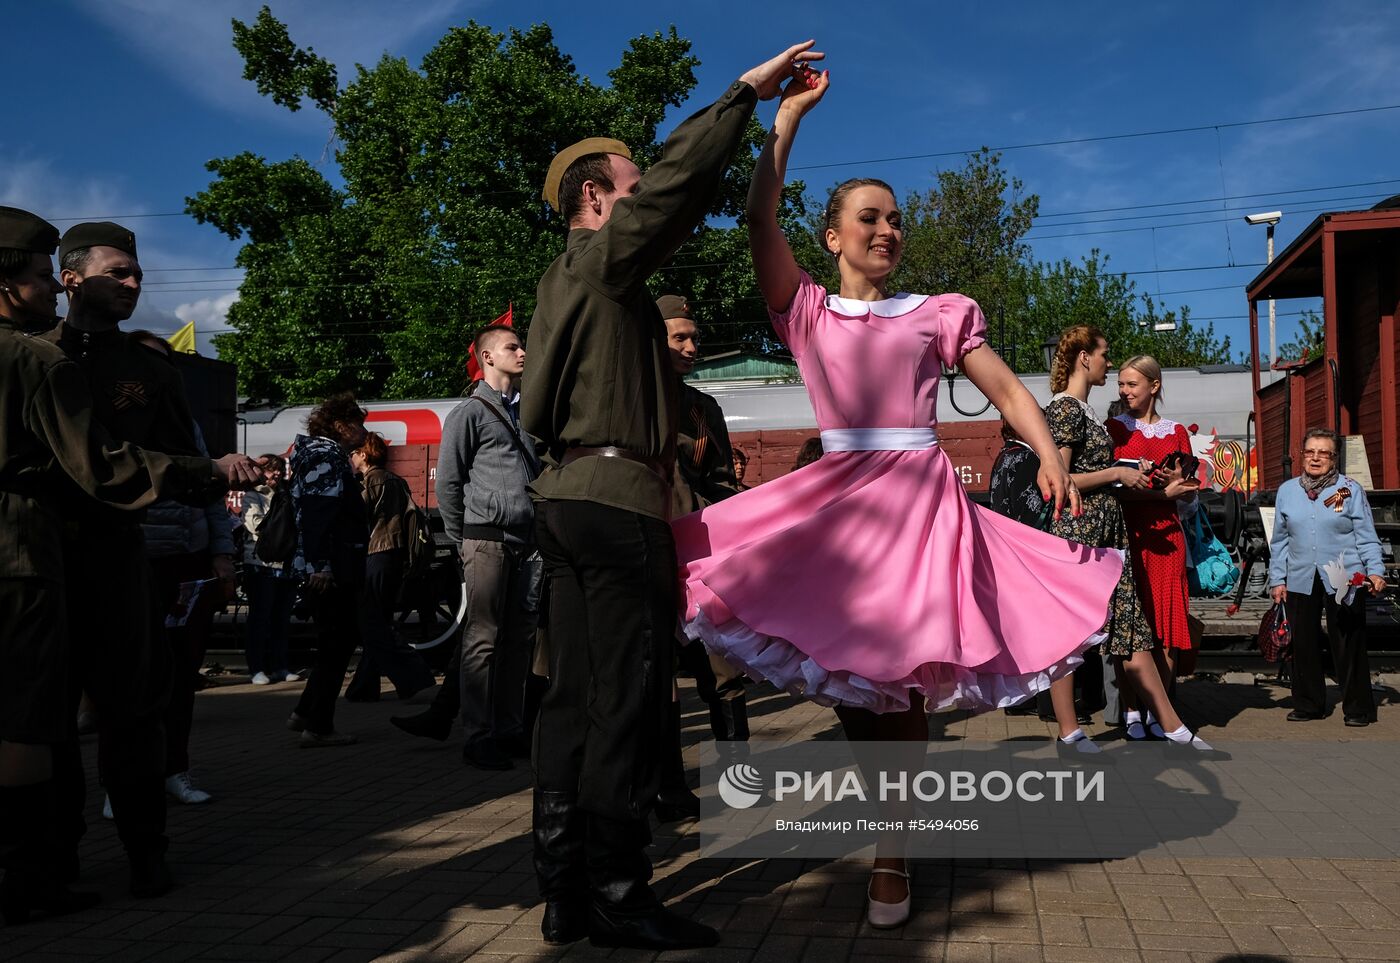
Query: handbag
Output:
[[253, 485, 297, 565], [1257, 600, 1292, 662], [1186, 509, 1239, 596]]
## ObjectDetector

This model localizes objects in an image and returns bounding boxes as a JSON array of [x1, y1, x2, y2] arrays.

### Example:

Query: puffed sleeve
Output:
[[935, 294, 988, 369], [768, 270, 826, 360], [1174, 423, 1193, 455], [1045, 397, 1085, 451]]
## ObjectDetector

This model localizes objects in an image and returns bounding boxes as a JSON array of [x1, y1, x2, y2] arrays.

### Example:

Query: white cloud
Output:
[[73, 0, 476, 123]]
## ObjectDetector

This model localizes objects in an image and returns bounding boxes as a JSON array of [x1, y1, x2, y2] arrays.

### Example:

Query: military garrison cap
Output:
[[542, 137, 633, 213], [59, 221, 137, 261], [655, 294, 693, 322], [0, 206, 60, 254]]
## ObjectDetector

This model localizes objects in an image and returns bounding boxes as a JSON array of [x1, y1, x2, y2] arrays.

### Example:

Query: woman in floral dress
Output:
[[1044, 327, 1210, 750]]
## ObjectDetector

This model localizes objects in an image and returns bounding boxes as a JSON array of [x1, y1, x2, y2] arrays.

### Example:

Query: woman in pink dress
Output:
[[670, 67, 1124, 927]]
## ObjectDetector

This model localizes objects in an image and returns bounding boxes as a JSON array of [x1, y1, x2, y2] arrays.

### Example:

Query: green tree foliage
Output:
[[198, 9, 1232, 401], [195, 8, 804, 402], [1276, 309, 1324, 364]]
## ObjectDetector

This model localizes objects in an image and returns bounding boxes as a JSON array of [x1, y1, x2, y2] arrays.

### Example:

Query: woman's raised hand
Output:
[[739, 41, 826, 101], [778, 63, 830, 118]]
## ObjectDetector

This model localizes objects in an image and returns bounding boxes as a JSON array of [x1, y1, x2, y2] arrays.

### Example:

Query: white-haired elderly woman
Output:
[[1268, 428, 1386, 727]]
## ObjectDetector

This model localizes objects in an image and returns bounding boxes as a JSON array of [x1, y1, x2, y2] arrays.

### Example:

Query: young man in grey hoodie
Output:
[[394, 325, 542, 770]]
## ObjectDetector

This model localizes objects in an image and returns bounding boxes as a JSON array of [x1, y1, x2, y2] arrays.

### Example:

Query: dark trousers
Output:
[[346, 552, 435, 700], [293, 571, 365, 735], [54, 525, 170, 861], [457, 539, 542, 747], [1289, 573, 1376, 720], [244, 568, 294, 677], [533, 500, 674, 820], [149, 552, 217, 777]]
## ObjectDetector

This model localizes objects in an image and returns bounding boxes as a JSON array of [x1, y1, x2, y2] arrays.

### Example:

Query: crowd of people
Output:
[[0, 37, 1390, 951]]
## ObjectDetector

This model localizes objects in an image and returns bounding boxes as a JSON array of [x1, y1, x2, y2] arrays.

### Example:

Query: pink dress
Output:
[[671, 272, 1124, 714]]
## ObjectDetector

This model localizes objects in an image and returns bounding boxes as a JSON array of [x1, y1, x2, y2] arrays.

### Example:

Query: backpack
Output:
[[253, 486, 297, 565], [1186, 508, 1239, 596], [399, 484, 434, 588]]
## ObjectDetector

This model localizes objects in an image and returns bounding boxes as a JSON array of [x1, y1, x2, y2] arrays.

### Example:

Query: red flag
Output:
[[466, 304, 513, 382]]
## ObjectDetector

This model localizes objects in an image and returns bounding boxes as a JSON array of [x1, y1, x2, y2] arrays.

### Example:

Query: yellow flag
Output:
[[168, 319, 196, 354]]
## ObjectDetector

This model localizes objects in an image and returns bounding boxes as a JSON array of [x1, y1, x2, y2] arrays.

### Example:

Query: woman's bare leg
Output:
[[836, 698, 926, 905]]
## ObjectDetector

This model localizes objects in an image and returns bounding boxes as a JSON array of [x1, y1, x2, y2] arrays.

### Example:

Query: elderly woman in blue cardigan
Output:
[[1268, 428, 1387, 727]]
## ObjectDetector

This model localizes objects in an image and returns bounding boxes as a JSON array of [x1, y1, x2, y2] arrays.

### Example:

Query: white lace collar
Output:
[[1050, 392, 1099, 422], [824, 291, 930, 318], [1113, 413, 1178, 439]]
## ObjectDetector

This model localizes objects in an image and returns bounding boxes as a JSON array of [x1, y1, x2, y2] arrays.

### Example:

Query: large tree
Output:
[[192, 7, 799, 402]]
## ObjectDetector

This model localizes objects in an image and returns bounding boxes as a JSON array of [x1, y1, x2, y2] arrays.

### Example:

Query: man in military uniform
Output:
[[653, 295, 750, 822], [0, 206, 259, 921], [520, 42, 822, 950], [43, 221, 221, 897]]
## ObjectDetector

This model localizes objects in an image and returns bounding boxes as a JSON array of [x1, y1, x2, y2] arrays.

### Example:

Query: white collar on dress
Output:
[[824, 291, 930, 318], [1050, 391, 1099, 422], [1113, 413, 1178, 439]]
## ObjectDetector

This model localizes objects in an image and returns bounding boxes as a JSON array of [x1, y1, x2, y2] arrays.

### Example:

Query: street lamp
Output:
[[1244, 211, 1282, 369], [1041, 334, 1060, 372]]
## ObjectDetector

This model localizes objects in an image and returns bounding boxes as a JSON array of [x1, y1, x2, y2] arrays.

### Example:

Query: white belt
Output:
[[819, 428, 939, 452]]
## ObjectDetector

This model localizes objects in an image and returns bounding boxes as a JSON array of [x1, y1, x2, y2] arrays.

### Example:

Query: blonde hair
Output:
[[1049, 325, 1107, 394], [1118, 354, 1165, 410]]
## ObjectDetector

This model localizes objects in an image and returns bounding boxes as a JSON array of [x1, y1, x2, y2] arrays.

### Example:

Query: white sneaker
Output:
[[281, 671, 301, 683], [250, 672, 271, 686], [165, 771, 212, 805], [102, 794, 113, 820]]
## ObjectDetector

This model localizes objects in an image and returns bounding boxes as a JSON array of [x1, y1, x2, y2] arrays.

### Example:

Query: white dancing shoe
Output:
[[866, 866, 911, 929]]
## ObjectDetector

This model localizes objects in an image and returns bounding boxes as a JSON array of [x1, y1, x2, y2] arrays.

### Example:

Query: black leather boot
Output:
[[708, 693, 751, 742], [533, 790, 588, 944], [586, 813, 718, 949], [0, 782, 101, 925], [654, 702, 700, 822], [389, 707, 453, 741]]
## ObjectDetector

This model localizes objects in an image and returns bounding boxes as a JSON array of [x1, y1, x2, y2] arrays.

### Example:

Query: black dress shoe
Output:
[[653, 789, 702, 823], [497, 733, 531, 759], [462, 740, 513, 771], [1344, 715, 1371, 727], [0, 876, 100, 926], [541, 899, 589, 944], [1287, 710, 1323, 722], [589, 901, 720, 950], [390, 711, 452, 741]]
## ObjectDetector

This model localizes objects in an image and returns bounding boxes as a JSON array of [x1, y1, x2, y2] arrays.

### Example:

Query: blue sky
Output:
[[6, 1, 1397, 365]]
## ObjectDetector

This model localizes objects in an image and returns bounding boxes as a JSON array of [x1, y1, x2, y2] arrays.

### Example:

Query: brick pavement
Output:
[[3, 672, 1399, 962]]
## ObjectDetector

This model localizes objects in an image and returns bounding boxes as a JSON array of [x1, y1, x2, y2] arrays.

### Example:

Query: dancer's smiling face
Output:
[[825, 185, 903, 284]]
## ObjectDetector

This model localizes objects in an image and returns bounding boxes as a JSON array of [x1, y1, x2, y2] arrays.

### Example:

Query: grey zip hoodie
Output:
[[435, 388, 541, 544]]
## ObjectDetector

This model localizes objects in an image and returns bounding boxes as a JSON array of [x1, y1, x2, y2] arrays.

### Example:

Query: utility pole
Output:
[[1245, 211, 1282, 373]]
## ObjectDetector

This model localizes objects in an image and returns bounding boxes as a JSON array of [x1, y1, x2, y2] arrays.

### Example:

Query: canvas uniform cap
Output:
[[542, 137, 633, 213], [655, 294, 693, 322], [59, 221, 137, 261], [0, 206, 60, 254]]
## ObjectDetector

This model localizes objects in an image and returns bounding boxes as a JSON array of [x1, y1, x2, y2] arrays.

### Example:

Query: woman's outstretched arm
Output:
[[747, 67, 829, 314], [962, 344, 1082, 519]]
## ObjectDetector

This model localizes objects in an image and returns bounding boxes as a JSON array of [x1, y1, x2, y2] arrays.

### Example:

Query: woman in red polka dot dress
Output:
[[1106, 356, 1200, 735]]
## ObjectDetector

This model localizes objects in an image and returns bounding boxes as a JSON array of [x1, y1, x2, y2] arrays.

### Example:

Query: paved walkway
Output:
[[3, 673, 1399, 962]]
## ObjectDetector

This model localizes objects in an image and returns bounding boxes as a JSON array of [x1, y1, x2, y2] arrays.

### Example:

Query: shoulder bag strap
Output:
[[471, 395, 538, 473]]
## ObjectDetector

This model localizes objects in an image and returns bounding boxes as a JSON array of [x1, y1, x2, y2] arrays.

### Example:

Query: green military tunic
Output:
[[41, 321, 213, 723], [0, 320, 219, 742], [671, 381, 740, 517], [522, 81, 758, 521]]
